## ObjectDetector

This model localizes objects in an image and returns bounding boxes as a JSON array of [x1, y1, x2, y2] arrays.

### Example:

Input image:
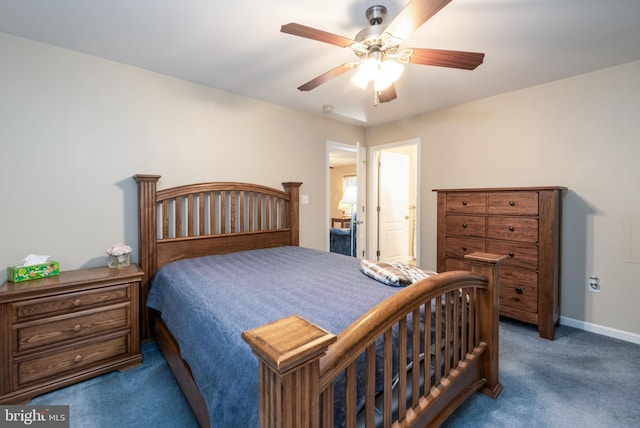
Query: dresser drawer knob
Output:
[[73, 354, 83, 363], [462, 246, 467, 251], [509, 201, 515, 206], [515, 287, 523, 294], [73, 324, 82, 332], [462, 223, 467, 228], [509, 252, 515, 257], [508, 226, 515, 232], [462, 201, 467, 206], [73, 299, 82, 307]]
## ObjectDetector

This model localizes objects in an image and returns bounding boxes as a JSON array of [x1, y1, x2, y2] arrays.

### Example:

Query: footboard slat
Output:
[[364, 345, 376, 427], [398, 317, 408, 423], [383, 330, 393, 428], [434, 295, 443, 386], [345, 362, 357, 428], [411, 308, 421, 409]]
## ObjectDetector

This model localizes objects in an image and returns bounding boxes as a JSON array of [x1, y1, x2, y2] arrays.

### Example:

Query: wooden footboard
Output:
[[243, 253, 505, 428]]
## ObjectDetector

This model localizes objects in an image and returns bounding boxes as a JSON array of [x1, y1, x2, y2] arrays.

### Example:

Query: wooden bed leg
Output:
[[242, 315, 337, 428], [466, 253, 506, 399]]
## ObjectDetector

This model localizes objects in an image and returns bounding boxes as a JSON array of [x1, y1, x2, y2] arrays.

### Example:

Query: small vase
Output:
[[108, 253, 131, 269]]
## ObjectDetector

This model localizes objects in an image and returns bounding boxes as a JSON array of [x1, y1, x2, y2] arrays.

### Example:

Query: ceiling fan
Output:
[[281, 0, 484, 105]]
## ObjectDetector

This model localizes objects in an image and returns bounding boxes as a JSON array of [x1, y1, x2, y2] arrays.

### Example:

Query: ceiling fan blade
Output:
[[378, 84, 397, 103], [297, 64, 352, 91], [281, 23, 356, 48], [408, 47, 485, 70], [385, 0, 453, 41]]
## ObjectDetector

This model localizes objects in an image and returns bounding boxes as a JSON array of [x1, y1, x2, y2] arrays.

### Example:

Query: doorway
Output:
[[327, 141, 366, 257], [369, 140, 419, 264]]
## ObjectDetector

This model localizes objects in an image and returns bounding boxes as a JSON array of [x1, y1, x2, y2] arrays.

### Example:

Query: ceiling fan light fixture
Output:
[[352, 55, 404, 91], [351, 56, 378, 89], [381, 58, 404, 82]]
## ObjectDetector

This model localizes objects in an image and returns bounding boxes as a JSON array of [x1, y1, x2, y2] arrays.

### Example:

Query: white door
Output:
[[356, 143, 367, 258], [378, 151, 410, 262]]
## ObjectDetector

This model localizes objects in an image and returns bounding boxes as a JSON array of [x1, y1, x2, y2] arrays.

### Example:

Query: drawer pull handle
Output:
[[508, 226, 515, 232], [515, 287, 523, 294], [73, 324, 82, 332], [509, 252, 515, 257], [462, 246, 467, 251], [73, 354, 83, 363], [462, 201, 467, 206], [462, 223, 467, 228], [509, 201, 515, 206], [73, 299, 82, 307]]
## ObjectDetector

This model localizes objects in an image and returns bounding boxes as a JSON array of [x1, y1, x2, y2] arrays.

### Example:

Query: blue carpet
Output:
[[29, 321, 640, 427], [30, 342, 199, 428]]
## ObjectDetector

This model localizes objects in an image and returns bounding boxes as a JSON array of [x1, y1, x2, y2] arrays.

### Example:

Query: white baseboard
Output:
[[560, 316, 640, 345]]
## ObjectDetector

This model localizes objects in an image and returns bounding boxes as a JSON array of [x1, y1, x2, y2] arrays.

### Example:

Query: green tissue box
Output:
[[7, 262, 60, 283]]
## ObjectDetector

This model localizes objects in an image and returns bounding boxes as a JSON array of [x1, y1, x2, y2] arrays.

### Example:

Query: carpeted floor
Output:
[[30, 319, 640, 427]]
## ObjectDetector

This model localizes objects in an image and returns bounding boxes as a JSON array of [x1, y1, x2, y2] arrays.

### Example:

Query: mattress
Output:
[[146, 246, 407, 427]]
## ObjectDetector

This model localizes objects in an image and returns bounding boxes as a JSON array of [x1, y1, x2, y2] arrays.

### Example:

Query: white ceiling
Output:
[[1, 0, 639, 127]]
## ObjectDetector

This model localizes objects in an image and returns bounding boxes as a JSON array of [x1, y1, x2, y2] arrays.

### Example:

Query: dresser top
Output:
[[433, 186, 567, 193]]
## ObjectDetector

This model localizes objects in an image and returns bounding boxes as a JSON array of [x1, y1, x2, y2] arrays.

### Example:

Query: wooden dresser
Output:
[[0, 265, 143, 403], [434, 187, 566, 339]]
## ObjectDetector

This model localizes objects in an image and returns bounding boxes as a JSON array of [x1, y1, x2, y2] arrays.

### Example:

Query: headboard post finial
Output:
[[282, 182, 302, 246], [133, 174, 161, 340]]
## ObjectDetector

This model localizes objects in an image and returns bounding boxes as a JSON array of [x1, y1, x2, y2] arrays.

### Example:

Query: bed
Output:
[[134, 174, 505, 428]]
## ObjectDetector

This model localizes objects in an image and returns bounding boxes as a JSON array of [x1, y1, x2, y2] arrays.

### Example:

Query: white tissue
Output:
[[20, 254, 50, 266]]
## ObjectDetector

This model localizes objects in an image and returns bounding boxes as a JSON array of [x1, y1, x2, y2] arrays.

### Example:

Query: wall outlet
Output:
[[588, 276, 600, 293]]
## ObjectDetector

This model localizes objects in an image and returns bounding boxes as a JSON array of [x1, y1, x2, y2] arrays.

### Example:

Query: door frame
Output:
[[368, 138, 421, 263], [326, 140, 365, 254]]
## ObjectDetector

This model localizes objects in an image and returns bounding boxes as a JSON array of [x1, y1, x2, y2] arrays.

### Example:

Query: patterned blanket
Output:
[[360, 259, 437, 287]]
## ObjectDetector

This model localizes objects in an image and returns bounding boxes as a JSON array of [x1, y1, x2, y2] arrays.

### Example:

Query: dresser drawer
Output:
[[499, 269, 538, 313], [488, 192, 538, 215], [13, 285, 130, 322], [445, 215, 486, 238], [445, 237, 487, 259], [487, 217, 538, 242], [487, 241, 538, 270], [15, 334, 129, 388], [445, 193, 486, 214], [445, 258, 471, 272], [16, 304, 130, 353]]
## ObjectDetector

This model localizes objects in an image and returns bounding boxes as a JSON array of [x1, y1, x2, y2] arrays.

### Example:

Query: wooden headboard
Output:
[[134, 174, 302, 339]]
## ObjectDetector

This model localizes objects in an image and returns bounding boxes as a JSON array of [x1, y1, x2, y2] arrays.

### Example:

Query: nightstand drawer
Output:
[[16, 304, 130, 353], [487, 241, 538, 269], [445, 215, 486, 238], [487, 217, 538, 242], [499, 268, 538, 313], [445, 237, 486, 259], [446, 193, 486, 214], [488, 192, 538, 215], [15, 334, 129, 388], [14, 285, 130, 322]]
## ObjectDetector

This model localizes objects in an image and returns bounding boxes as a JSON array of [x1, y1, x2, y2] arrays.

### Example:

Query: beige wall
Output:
[[0, 33, 364, 275], [2, 31, 638, 339], [366, 60, 640, 338]]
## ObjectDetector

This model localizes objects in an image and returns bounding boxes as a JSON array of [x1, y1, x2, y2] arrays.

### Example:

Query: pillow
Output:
[[360, 259, 437, 287]]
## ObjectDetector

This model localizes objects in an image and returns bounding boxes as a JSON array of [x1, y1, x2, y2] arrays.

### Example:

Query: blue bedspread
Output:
[[146, 246, 402, 427]]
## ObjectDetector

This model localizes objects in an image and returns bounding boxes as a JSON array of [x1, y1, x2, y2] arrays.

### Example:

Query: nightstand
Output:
[[0, 264, 144, 403]]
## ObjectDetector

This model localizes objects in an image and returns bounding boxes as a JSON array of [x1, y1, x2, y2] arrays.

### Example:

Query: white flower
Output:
[[106, 243, 132, 256]]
